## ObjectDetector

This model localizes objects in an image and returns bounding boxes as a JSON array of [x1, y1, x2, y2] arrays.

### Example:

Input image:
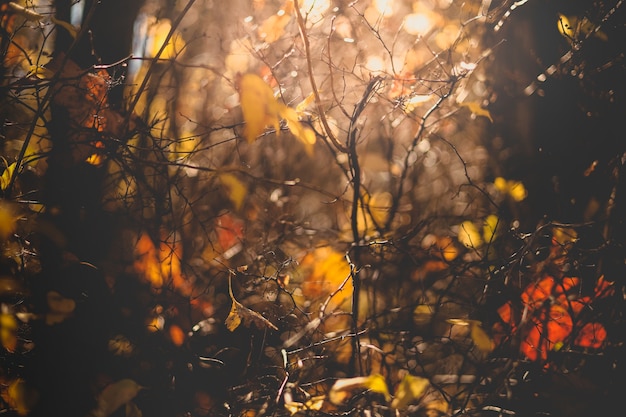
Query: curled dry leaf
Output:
[[329, 374, 390, 405], [391, 374, 430, 410], [90, 379, 143, 417]]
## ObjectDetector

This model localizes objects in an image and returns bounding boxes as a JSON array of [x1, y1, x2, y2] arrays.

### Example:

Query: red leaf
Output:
[[574, 322, 607, 349]]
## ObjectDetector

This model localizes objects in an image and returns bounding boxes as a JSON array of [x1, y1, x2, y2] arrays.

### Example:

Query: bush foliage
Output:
[[1, 0, 625, 416]]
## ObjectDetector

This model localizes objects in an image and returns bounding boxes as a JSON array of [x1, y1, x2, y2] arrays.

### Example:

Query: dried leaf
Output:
[[329, 374, 390, 405], [92, 379, 143, 417], [460, 101, 493, 122], [225, 299, 242, 331], [0, 201, 18, 241], [469, 320, 494, 355], [391, 374, 430, 409], [280, 107, 316, 155], [237, 73, 283, 143], [258, 0, 293, 43], [494, 177, 527, 202], [458, 220, 482, 248], [219, 173, 247, 211], [236, 73, 315, 153], [284, 396, 324, 415], [50, 16, 78, 39], [46, 290, 76, 325], [574, 322, 607, 349], [0, 162, 16, 191], [3, 378, 32, 416], [226, 275, 278, 332], [8, 2, 43, 21], [0, 313, 18, 352]]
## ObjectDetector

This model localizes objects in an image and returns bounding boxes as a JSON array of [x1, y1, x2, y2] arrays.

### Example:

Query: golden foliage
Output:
[[225, 274, 278, 332], [258, 0, 293, 43], [219, 173, 247, 211], [390, 374, 430, 409], [329, 374, 390, 405], [299, 246, 353, 311], [236, 73, 316, 153]]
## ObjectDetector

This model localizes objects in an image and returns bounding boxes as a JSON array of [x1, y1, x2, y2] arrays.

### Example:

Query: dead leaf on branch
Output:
[[225, 273, 278, 332], [45, 54, 127, 164], [236, 72, 316, 154]]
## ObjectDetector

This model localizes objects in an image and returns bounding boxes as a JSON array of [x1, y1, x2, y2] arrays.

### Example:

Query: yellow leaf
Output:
[[26, 65, 55, 79], [494, 177, 527, 202], [226, 274, 278, 332], [482, 214, 500, 245], [390, 374, 430, 409], [0, 162, 16, 191], [219, 173, 247, 211], [50, 16, 79, 39], [5, 378, 32, 416], [300, 247, 353, 311], [329, 374, 390, 405], [8, 2, 43, 21], [447, 319, 494, 355], [237, 73, 283, 143], [146, 18, 185, 59], [225, 300, 242, 331], [557, 13, 608, 42], [295, 91, 316, 114], [284, 396, 325, 415], [258, 5, 292, 43], [458, 220, 482, 248], [413, 304, 434, 326], [280, 107, 316, 155], [0, 201, 18, 241], [460, 101, 493, 122], [469, 320, 494, 354], [0, 313, 18, 352]]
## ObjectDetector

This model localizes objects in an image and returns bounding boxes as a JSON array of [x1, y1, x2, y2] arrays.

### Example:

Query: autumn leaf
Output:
[[258, 0, 294, 43], [0, 201, 18, 241], [2, 378, 33, 416], [458, 220, 482, 248], [390, 374, 430, 409], [0, 162, 16, 192], [300, 246, 353, 311], [236, 73, 316, 152], [574, 322, 607, 349], [447, 319, 494, 355], [237, 72, 283, 143], [50, 16, 79, 39], [225, 298, 243, 332], [7, 2, 43, 21], [557, 13, 608, 43], [329, 374, 390, 405], [145, 18, 186, 59], [0, 313, 18, 352], [284, 396, 325, 415], [91, 379, 144, 417], [46, 290, 76, 325], [225, 274, 278, 332], [219, 173, 247, 211], [494, 177, 527, 202], [460, 101, 493, 122]]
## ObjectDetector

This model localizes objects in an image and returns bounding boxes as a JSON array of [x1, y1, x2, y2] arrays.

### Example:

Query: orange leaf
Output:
[[545, 304, 573, 343], [520, 321, 548, 361], [497, 301, 517, 331], [521, 276, 555, 308], [594, 275, 614, 299], [169, 324, 186, 346], [574, 322, 607, 349]]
